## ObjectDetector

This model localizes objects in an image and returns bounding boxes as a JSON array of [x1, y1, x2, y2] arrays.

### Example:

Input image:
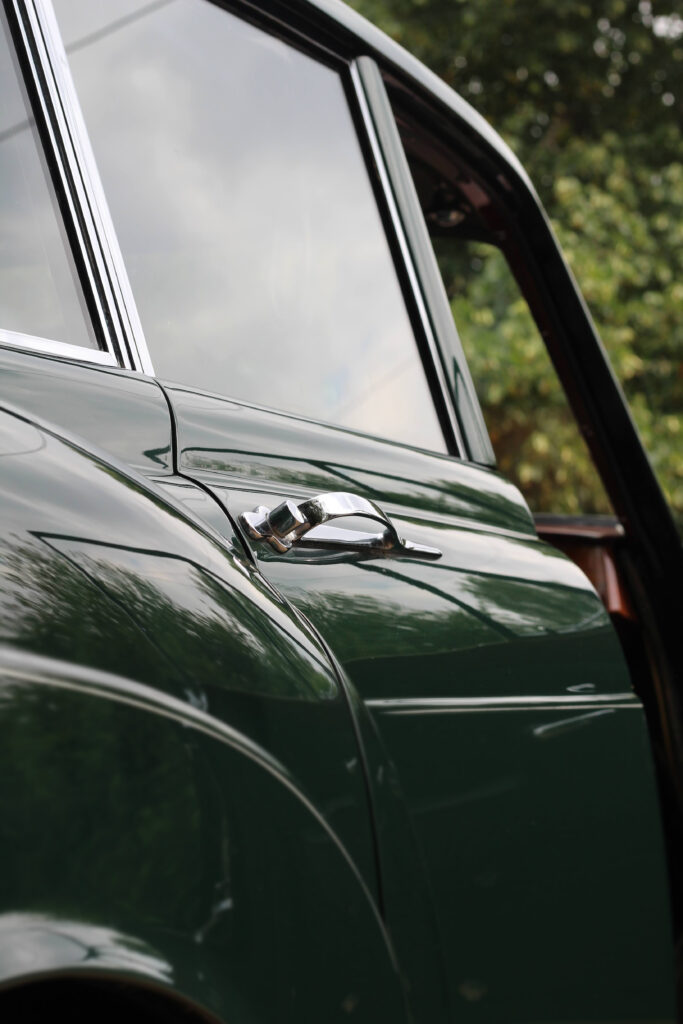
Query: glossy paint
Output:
[[0, 346, 172, 476], [167, 382, 676, 1024], [0, 0, 677, 1018], [224, 8, 683, 846], [0, 402, 414, 1023]]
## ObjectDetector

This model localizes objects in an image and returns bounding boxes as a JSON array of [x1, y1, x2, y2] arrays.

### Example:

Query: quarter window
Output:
[[0, 8, 97, 353], [53, 0, 447, 453]]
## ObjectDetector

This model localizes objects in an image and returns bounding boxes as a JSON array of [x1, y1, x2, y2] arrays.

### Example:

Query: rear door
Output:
[[50, 1, 676, 1021]]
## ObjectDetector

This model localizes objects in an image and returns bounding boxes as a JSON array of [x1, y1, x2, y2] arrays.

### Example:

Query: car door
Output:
[[48, 0, 676, 1021]]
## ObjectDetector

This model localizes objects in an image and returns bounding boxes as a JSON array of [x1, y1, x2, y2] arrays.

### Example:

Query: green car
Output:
[[1, 1, 681, 1022]]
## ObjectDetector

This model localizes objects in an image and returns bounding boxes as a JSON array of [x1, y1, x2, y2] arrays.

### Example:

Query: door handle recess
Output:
[[239, 491, 442, 559]]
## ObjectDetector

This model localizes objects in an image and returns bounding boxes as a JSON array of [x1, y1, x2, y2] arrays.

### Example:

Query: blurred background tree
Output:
[[348, 0, 683, 530]]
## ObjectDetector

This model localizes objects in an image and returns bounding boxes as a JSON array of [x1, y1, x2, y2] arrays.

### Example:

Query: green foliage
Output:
[[348, 0, 683, 529], [435, 237, 612, 514], [551, 139, 683, 525]]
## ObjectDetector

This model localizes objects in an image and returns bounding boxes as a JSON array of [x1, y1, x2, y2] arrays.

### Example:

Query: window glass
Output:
[[433, 235, 612, 516], [0, 9, 96, 350], [53, 0, 446, 453]]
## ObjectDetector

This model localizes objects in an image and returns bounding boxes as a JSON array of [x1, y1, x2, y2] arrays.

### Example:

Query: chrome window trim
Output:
[[349, 60, 465, 458], [352, 57, 495, 465], [365, 693, 638, 713], [12, 0, 475, 447], [5, 0, 116, 366], [0, 329, 117, 366], [13, 0, 154, 376]]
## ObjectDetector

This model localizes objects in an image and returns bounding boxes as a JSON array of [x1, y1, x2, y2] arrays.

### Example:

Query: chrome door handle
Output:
[[239, 491, 442, 559]]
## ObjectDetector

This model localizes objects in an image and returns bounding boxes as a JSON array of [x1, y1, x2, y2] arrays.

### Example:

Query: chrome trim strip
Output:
[[0, 329, 117, 366], [366, 693, 639, 714], [375, 705, 640, 716], [349, 61, 466, 457], [354, 56, 494, 466], [27, 0, 155, 375]]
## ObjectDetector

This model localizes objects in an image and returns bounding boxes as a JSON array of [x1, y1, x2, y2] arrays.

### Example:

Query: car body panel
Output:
[[0, 402, 373, 884], [0, 403, 418, 1022], [0, 647, 405, 1024], [375, 698, 672, 1021], [1, 0, 679, 1019], [167, 385, 534, 536], [0, 346, 172, 477], [166, 380, 676, 1022]]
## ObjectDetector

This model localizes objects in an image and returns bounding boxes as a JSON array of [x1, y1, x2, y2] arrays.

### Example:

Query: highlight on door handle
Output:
[[239, 491, 442, 559]]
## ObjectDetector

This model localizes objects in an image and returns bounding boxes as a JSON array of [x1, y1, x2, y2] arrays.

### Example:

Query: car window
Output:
[[52, 0, 447, 454], [432, 233, 612, 517], [0, 8, 96, 353], [388, 114, 612, 514]]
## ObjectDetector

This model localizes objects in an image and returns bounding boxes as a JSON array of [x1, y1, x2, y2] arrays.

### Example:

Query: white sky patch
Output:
[[652, 13, 683, 38]]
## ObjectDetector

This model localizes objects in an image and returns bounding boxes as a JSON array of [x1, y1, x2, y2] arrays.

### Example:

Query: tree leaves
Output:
[[349, 0, 682, 530]]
